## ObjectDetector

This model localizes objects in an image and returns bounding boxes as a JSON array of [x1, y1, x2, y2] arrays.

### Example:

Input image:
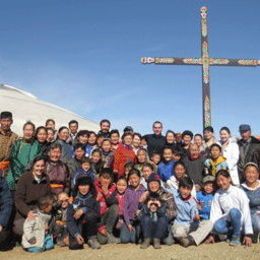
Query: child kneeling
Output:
[[22, 195, 55, 253], [67, 176, 101, 250], [171, 177, 213, 247]]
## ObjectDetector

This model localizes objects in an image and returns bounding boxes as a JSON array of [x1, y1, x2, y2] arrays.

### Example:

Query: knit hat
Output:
[[202, 175, 215, 184], [147, 173, 161, 185]]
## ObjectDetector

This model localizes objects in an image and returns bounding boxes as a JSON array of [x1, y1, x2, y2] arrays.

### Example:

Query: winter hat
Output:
[[147, 173, 161, 185]]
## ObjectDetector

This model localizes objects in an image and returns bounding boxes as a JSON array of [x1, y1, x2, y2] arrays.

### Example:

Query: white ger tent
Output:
[[0, 84, 99, 135]]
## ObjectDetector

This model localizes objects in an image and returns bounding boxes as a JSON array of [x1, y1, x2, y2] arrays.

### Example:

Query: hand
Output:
[[128, 224, 135, 232], [96, 192, 103, 201], [76, 234, 85, 245], [0, 225, 3, 232], [56, 220, 65, 226], [243, 235, 252, 247], [193, 214, 200, 221], [27, 210, 37, 220], [204, 235, 215, 244], [73, 209, 84, 220], [102, 184, 109, 194]]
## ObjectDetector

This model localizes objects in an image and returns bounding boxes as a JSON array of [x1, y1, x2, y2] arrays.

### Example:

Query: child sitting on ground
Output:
[[196, 176, 215, 221], [171, 177, 213, 247], [22, 195, 55, 253]]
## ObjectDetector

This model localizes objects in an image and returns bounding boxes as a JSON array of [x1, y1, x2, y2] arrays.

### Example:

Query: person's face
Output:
[[183, 135, 192, 146], [0, 117, 12, 131], [143, 166, 153, 180], [82, 162, 91, 171], [194, 136, 202, 146], [102, 140, 111, 152], [97, 137, 104, 147], [132, 135, 141, 148], [149, 181, 160, 193], [166, 133, 175, 144], [129, 174, 140, 188], [172, 154, 181, 161], [220, 130, 230, 143], [32, 159, 45, 177], [153, 123, 162, 136], [163, 148, 173, 161], [46, 121, 55, 130], [189, 145, 200, 160], [69, 123, 78, 134], [43, 204, 53, 214], [123, 135, 133, 146], [58, 194, 69, 209], [116, 179, 127, 194], [245, 166, 259, 185], [78, 134, 88, 144], [179, 186, 192, 199], [111, 133, 120, 145], [240, 130, 251, 141], [88, 133, 97, 145], [204, 182, 214, 194], [58, 129, 69, 141], [101, 122, 110, 133], [175, 164, 186, 179], [100, 175, 112, 187], [37, 129, 47, 143], [204, 130, 213, 141], [78, 184, 90, 195], [91, 152, 101, 163], [23, 124, 34, 140], [151, 154, 161, 165], [74, 148, 85, 160], [47, 129, 55, 142], [210, 146, 221, 160], [216, 175, 231, 190], [49, 148, 61, 162], [137, 150, 146, 163]]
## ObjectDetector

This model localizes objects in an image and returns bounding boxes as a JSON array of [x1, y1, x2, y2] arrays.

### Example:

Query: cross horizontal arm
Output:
[[141, 57, 202, 65], [210, 58, 260, 66]]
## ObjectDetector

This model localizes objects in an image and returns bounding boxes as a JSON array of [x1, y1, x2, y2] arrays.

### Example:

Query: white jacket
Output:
[[210, 185, 253, 235], [219, 138, 240, 185]]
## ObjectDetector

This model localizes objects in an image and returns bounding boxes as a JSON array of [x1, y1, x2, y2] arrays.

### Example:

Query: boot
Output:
[[87, 236, 101, 249], [153, 238, 161, 249], [140, 238, 151, 249], [179, 236, 196, 248], [107, 233, 120, 244]]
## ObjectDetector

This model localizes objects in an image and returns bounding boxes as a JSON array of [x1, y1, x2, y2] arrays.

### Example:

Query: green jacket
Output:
[[6, 138, 41, 190]]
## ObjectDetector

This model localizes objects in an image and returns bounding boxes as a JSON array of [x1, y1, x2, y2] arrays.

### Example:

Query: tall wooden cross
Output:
[[141, 6, 260, 129]]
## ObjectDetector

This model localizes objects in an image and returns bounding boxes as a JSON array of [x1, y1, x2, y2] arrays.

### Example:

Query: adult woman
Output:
[[56, 126, 73, 162], [219, 127, 240, 186], [241, 162, 260, 242], [13, 156, 51, 237], [165, 130, 178, 151], [210, 170, 253, 246], [7, 121, 41, 191], [35, 126, 49, 156], [132, 133, 142, 155], [135, 148, 150, 175]]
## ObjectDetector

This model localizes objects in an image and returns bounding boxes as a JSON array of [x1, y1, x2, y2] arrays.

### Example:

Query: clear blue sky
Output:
[[0, 0, 260, 136]]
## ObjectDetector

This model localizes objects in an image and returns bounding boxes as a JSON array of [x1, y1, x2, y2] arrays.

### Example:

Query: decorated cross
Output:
[[141, 6, 260, 129]]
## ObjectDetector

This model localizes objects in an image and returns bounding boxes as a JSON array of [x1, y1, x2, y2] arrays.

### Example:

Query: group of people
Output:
[[0, 111, 260, 253]]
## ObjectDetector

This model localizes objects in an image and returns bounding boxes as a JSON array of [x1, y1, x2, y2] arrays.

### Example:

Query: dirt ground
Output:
[[1, 243, 260, 260]]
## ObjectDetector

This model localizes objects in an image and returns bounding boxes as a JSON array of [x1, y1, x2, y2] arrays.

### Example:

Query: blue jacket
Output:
[[158, 160, 175, 182], [0, 177, 13, 227], [196, 191, 213, 220]]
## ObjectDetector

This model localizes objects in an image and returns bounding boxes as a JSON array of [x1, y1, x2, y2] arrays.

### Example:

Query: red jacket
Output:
[[113, 143, 136, 176]]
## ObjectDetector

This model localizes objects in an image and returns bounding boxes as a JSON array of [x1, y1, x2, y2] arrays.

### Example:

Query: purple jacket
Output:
[[123, 184, 146, 226]]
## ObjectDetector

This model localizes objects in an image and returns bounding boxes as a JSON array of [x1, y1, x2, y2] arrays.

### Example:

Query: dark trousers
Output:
[[140, 215, 168, 240], [69, 212, 99, 250], [0, 229, 14, 251]]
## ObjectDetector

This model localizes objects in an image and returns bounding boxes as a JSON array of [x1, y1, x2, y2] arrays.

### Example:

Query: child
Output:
[[67, 176, 101, 250], [196, 176, 215, 220], [121, 168, 146, 243], [210, 170, 253, 246], [150, 152, 161, 167], [115, 177, 128, 230], [171, 177, 213, 247], [140, 162, 155, 189], [157, 147, 176, 183], [124, 162, 135, 180], [94, 168, 119, 244], [72, 157, 95, 192], [172, 149, 182, 161], [204, 144, 228, 176], [54, 192, 70, 247], [101, 138, 114, 168], [90, 149, 104, 176], [22, 195, 55, 253]]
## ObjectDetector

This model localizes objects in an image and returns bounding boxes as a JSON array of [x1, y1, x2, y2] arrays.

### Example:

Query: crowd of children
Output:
[[0, 111, 260, 253]]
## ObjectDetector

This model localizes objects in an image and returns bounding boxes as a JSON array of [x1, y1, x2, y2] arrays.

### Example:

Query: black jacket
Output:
[[145, 134, 166, 158]]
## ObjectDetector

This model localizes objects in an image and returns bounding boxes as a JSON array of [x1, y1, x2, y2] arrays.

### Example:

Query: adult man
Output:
[[203, 126, 216, 156], [237, 124, 260, 180], [98, 119, 111, 138], [68, 120, 79, 143], [145, 121, 166, 158], [0, 111, 18, 176]]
